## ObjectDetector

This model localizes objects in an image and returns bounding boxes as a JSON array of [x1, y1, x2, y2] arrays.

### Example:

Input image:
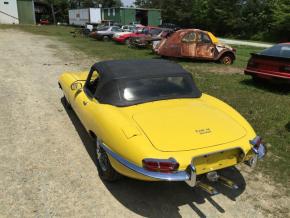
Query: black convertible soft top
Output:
[[88, 59, 202, 106], [91, 59, 192, 82]]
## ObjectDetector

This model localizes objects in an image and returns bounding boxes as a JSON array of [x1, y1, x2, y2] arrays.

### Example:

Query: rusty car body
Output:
[[154, 29, 236, 64], [129, 29, 172, 49]]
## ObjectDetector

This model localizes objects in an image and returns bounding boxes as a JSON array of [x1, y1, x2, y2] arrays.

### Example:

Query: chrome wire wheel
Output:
[[95, 139, 121, 181]]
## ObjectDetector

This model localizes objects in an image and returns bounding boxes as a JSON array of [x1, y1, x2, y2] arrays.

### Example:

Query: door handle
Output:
[[83, 101, 88, 106]]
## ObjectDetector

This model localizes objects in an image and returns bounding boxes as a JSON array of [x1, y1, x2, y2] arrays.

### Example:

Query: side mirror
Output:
[[71, 81, 83, 90]]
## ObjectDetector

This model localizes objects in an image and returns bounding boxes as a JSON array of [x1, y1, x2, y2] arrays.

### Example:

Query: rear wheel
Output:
[[103, 35, 110, 41], [125, 38, 130, 45], [95, 139, 121, 182], [220, 54, 234, 65]]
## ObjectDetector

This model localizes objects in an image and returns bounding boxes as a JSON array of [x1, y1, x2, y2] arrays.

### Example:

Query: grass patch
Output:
[[2, 24, 289, 188]]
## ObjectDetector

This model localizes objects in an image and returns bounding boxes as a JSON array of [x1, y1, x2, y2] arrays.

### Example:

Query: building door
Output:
[[135, 9, 148, 26], [17, 0, 35, 24], [148, 10, 161, 26]]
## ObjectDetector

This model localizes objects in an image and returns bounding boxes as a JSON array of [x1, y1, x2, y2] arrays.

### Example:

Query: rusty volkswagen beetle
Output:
[[154, 29, 236, 64]]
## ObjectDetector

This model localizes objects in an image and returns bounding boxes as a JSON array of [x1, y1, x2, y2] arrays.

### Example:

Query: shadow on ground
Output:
[[241, 78, 290, 94], [61, 97, 246, 218]]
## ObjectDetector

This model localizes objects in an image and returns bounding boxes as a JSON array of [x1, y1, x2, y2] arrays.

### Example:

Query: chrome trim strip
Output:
[[99, 143, 190, 181]]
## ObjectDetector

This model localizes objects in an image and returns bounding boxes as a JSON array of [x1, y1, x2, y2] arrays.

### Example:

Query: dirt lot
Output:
[[0, 29, 289, 218]]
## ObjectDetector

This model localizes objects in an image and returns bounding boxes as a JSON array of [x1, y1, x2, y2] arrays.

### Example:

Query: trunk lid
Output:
[[132, 101, 246, 152], [250, 53, 290, 73]]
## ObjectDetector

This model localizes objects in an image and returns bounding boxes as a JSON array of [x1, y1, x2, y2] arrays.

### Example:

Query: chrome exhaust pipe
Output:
[[197, 182, 219, 195], [218, 176, 239, 189]]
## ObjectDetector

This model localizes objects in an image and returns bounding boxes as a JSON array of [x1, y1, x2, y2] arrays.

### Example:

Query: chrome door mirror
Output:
[[71, 81, 83, 90]]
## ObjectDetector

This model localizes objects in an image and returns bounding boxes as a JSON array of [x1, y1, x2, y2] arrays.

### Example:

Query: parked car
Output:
[[39, 19, 49, 25], [244, 43, 290, 82], [121, 25, 135, 32], [89, 26, 123, 41], [112, 26, 161, 45], [112, 26, 138, 42], [129, 28, 168, 48], [159, 23, 180, 31], [154, 29, 236, 64], [58, 59, 266, 193]]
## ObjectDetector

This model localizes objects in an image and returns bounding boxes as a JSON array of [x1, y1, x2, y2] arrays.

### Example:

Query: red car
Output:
[[244, 43, 290, 82], [112, 26, 161, 45], [39, 19, 49, 25]]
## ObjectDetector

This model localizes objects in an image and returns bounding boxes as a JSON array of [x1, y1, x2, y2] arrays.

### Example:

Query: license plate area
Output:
[[192, 148, 242, 175]]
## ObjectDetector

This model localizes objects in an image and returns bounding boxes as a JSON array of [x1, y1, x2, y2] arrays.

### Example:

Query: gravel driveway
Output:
[[0, 29, 288, 218]]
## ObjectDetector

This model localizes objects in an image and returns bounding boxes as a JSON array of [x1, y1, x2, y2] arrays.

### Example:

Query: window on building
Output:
[[4, 2, 9, 4], [113, 8, 115, 16], [108, 9, 110, 16]]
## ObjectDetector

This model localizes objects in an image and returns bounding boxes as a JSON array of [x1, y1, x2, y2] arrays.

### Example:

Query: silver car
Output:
[[90, 26, 123, 40]]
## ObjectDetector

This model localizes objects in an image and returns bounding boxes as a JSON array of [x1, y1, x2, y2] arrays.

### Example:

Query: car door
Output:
[[181, 31, 197, 57], [72, 70, 100, 131], [196, 32, 216, 59]]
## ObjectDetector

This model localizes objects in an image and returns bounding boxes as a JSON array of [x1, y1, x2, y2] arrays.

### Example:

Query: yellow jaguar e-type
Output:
[[58, 59, 266, 193]]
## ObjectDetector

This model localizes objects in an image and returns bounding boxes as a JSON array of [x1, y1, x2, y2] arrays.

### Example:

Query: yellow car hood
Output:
[[132, 101, 246, 152]]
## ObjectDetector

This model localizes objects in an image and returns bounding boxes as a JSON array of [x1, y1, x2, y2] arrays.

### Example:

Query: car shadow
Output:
[[241, 78, 290, 94], [61, 97, 247, 218]]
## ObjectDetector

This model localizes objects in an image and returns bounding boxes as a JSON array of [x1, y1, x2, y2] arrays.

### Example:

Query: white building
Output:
[[0, 0, 19, 24]]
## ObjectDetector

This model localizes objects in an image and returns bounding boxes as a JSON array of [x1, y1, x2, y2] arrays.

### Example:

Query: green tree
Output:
[[271, 0, 290, 41], [43, 0, 68, 24], [136, 0, 289, 41]]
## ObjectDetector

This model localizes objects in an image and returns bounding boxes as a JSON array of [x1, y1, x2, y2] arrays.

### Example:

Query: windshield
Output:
[[260, 44, 290, 58], [122, 76, 196, 102], [149, 28, 162, 36], [97, 26, 109, 31]]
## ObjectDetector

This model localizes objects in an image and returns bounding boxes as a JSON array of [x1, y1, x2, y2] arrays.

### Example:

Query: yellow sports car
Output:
[[58, 59, 266, 194]]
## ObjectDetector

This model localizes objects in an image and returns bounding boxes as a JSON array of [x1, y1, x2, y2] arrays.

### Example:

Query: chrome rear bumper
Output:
[[99, 137, 265, 185], [99, 142, 192, 182]]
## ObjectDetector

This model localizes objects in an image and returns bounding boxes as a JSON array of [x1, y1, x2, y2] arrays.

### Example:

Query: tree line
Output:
[[135, 0, 290, 42]]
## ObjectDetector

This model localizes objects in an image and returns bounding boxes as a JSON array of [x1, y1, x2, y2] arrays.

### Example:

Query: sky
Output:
[[122, 0, 135, 7]]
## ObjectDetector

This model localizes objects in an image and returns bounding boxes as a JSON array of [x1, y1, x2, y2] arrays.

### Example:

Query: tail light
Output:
[[250, 136, 267, 159], [250, 136, 262, 148], [142, 158, 179, 173]]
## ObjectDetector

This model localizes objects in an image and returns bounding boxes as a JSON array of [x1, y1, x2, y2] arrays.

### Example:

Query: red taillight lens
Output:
[[142, 158, 179, 173]]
